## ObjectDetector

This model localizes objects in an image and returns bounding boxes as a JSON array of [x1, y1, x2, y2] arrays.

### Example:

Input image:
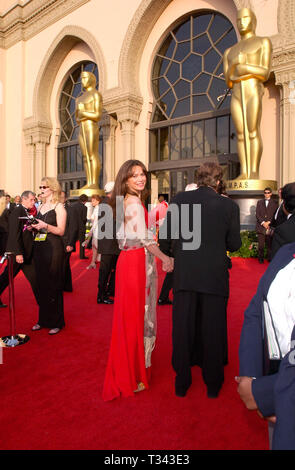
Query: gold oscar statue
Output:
[[223, 8, 276, 191], [71, 71, 104, 197]]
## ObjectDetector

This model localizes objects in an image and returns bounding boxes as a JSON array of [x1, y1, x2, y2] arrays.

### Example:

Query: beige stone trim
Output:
[[273, 64, 295, 186], [23, 119, 52, 191], [100, 114, 118, 182], [277, 0, 295, 40], [118, 0, 245, 95], [33, 25, 106, 125], [0, 0, 90, 49], [103, 92, 143, 161]]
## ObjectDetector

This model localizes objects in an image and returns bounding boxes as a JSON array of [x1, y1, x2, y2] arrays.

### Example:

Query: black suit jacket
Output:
[[97, 197, 120, 255], [271, 202, 287, 229], [62, 203, 77, 251], [159, 186, 241, 297], [5, 205, 35, 262], [256, 198, 278, 234], [271, 215, 295, 259], [70, 201, 87, 243]]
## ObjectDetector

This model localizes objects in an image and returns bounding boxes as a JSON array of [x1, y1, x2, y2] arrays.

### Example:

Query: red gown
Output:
[[102, 201, 156, 401]]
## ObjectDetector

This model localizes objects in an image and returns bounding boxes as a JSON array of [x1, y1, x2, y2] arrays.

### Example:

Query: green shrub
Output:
[[230, 230, 259, 258]]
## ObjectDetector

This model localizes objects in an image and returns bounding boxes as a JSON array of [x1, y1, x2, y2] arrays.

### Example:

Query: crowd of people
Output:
[[1, 162, 295, 449]]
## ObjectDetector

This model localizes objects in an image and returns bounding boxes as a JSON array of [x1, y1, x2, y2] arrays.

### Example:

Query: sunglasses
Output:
[[264, 191, 271, 194], [39, 186, 49, 190]]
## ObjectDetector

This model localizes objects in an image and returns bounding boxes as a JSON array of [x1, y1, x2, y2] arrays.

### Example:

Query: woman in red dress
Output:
[[102, 160, 173, 401]]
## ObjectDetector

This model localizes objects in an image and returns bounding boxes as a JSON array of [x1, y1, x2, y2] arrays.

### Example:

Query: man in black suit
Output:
[[97, 182, 120, 304], [159, 162, 241, 398], [60, 191, 75, 292], [271, 182, 295, 260], [70, 194, 88, 259], [0, 190, 39, 307], [5, 195, 16, 212], [255, 187, 278, 263], [0, 195, 16, 266], [271, 187, 287, 229]]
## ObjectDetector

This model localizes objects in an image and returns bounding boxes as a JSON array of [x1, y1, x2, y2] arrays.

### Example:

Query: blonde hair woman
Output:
[[31, 177, 67, 335]]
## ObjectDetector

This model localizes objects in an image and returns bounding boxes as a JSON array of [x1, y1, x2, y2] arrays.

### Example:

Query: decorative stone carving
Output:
[[0, 0, 90, 49], [100, 113, 118, 181], [277, 0, 295, 40], [23, 119, 52, 191], [103, 93, 143, 161], [118, 0, 247, 96]]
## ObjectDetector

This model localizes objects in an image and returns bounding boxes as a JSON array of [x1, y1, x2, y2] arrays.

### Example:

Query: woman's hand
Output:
[[162, 256, 174, 273], [32, 219, 48, 231]]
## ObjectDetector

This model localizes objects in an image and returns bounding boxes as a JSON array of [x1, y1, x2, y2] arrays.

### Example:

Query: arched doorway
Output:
[[149, 10, 238, 200]]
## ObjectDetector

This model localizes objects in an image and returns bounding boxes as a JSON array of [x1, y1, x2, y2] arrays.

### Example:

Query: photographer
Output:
[[0, 190, 39, 306]]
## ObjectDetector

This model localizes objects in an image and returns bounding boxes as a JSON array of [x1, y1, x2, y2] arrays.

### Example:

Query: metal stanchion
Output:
[[0, 252, 30, 347]]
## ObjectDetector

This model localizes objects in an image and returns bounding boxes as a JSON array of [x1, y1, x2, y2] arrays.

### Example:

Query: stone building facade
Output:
[[0, 0, 293, 199]]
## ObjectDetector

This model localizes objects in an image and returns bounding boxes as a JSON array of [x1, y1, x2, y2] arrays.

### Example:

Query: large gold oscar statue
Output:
[[70, 71, 104, 197], [223, 8, 276, 191]]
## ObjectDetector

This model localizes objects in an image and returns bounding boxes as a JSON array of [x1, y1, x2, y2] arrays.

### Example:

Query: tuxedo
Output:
[[6, 202, 16, 212], [97, 197, 120, 300], [271, 214, 295, 260], [159, 186, 241, 396], [271, 201, 287, 229], [0, 204, 38, 303], [0, 205, 15, 255], [256, 197, 278, 261], [239, 242, 295, 449], [70, 200, 87, 259]]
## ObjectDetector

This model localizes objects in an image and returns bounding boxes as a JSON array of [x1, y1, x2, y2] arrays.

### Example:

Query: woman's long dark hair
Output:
[[109, 159, 148, 217]]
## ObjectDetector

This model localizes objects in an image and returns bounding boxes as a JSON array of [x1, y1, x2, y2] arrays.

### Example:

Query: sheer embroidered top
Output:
[[116, 195, 156, 251]]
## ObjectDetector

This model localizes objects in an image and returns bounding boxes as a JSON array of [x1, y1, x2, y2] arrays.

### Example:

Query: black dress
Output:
[[33, 209, 65, 329]]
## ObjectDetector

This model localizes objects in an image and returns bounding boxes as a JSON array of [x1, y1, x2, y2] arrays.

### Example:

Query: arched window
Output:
[[150, 11, 238, 198], [57, 61, 103, 193]]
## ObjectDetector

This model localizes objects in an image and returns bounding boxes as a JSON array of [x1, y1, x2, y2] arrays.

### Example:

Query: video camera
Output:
[[19, 216, 39, 225]]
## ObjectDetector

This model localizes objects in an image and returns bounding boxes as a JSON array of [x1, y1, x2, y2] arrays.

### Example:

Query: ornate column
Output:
[[35, 140, 47, 186], [100, 114, 118, 183], [273, 48, 295, 185], [23, 119, 52, 192], [104, 93, 143, 166], [23, 134, 35, 192]]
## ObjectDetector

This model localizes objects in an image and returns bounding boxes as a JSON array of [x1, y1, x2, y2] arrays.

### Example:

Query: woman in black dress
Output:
[[31, 177, 67, 335]]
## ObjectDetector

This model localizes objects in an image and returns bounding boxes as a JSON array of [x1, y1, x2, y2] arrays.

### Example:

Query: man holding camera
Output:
[[0, 190, 39, 307]]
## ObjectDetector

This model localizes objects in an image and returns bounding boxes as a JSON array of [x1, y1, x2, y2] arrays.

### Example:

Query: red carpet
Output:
[[0, 252, 269, 450]]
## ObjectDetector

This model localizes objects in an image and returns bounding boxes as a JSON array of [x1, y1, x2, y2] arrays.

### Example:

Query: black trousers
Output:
[[159, 272, 173, 301], [79, 240, 86, 259], [97, 254, 118, 299], [63, 252, 73, 292], [0, 260, 39, 304], [257, 233, 272, 261], [172, 290, 228, 392]]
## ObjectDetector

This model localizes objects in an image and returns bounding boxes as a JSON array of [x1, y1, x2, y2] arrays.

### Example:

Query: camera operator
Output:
[[0, 190, 39, 307]]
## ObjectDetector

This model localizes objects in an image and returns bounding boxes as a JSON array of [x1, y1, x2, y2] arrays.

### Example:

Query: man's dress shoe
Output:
[[97, 297, 114, 305], [157, 299, 172, 305], [207, 386, 221, 398]]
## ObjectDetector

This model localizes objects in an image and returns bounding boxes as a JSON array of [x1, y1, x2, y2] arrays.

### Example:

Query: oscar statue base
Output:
[[0, 334, 30, 348], [70, 188, 105, 198], [226, 180, 278, 230], [226, 179, 277, 192]]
